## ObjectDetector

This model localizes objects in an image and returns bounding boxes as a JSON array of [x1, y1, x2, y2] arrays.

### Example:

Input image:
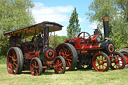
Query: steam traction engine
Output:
[[119, 47, 128, 66], [4, 22, 66, 76], [56, 17, 126, 72]]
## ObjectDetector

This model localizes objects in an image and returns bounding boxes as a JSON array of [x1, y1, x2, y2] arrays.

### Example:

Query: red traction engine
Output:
[[119, 47, 128, 66], [56, 17, 126, 72], [4, 22, 66, 76]]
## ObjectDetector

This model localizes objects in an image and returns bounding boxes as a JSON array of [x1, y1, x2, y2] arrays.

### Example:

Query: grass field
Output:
[[0, 64, 128, 85]]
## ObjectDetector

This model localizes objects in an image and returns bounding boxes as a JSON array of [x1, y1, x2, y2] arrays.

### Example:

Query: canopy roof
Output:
[[4, 21, 63, 36]]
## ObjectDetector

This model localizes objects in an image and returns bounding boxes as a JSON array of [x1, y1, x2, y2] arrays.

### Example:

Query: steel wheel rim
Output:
[[30, 59, 40, 76], [7, 49, 18, 74], [93, 54, 109, 72], [124, 54, 128, 65], [54, 57, 64, 74], [111, 53, 124, 69], [56, 45, 73, 71]]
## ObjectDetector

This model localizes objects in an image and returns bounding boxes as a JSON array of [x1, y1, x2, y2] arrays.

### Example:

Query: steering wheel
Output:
[[77, 32, 91, 40]]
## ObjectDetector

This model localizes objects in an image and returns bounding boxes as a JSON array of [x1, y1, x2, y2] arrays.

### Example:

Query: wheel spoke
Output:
[[9, 56, 13, 59], [67, 61, 71, 67], [66, 58, 72, 62], [36, 70, 38, 75], [35, 61, 36, 66], [35, 66, 39, 68], [103, 60, 108, 63], [14, 62, 17, 67], [57, 59, 60, 64], [96, 64, 100, 68], [59, 51, 64, 56], [12, 64, 16, 70], [13, 59, 17, 62], [58, 68, 63, 71], [103, 64, 107, 68], [66, 61, 69, 66], [32, 64, 34, 67]]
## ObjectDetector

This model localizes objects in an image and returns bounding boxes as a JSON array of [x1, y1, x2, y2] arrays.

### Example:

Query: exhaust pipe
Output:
[[102, 17, 109, 39], [44, 27, 49, 47]]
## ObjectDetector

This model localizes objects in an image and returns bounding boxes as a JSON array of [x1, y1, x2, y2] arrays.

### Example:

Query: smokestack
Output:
[[102, 17, 109, 39], [44, 27, 49, 47]]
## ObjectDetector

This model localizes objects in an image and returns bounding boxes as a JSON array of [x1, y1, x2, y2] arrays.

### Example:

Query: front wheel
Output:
[[92, 52, 110, 72], [30, 57, 42, 76], [54, 56, 66, 74], [110, 52, 126, 70]]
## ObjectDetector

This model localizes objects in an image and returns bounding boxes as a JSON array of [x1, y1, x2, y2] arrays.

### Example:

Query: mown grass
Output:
[[0, 56, 6, 64], [0, 64, 128, 85]]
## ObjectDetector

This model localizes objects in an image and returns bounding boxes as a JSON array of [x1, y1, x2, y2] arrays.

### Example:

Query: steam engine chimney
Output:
[[44, 27, 49, 47], [102, 17, 109, 39]]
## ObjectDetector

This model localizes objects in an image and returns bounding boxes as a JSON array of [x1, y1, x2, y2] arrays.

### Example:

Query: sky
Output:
[[32, 0, 97, 36]]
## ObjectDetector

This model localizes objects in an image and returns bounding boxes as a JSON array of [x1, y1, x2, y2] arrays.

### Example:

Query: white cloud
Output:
[[32, 2, 74, 23], [55, 26, 67, 36], [79, 17, 86, 22], [87, 22, 97, 29]]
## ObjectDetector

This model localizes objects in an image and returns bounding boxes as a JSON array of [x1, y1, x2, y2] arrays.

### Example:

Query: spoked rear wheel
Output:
[[7, 47, 23, 74], [54, 56, 66, 74], [92, 52, 110, 72], [56, 43, 78, 71], [30, 57, 42, 76], [110, 52, 126, 70]]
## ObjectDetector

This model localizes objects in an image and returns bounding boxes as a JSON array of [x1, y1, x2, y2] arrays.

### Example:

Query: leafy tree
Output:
[[67, 7, 81, 38], [50, 35, 68, 47], [87, 0, 128, 50], [0, 0, 35, 56]]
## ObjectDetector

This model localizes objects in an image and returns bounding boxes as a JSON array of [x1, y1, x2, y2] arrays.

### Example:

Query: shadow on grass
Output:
[[21, 70, 55, 75], [73, 68, 94, 72], [43, 72, 55, 75], [22, 71, 31, 75]]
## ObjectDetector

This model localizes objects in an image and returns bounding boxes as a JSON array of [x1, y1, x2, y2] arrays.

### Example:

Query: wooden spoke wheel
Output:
[[92, 52, 110, 72], [110, 52, 126, 70], [56, 43, 78, 71], [30, 57, 42, 76], [7, 47, 24, 74], [54, 56, 66, 74]]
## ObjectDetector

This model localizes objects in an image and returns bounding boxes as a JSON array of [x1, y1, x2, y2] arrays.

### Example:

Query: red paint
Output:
[[108, 44, 114, 53], [65, 37, 102, 50], [110, 52, 125, 69], [124, 53, 128, 65], [46, 49, 55, 59], [92, 53, 109, 72]]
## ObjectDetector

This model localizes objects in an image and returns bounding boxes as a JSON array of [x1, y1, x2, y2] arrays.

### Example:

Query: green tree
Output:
[[67, 7, 81, 38], [50, 35, 68, 47], [0, 0, 35, 56], [87, 0, 128, 50]]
